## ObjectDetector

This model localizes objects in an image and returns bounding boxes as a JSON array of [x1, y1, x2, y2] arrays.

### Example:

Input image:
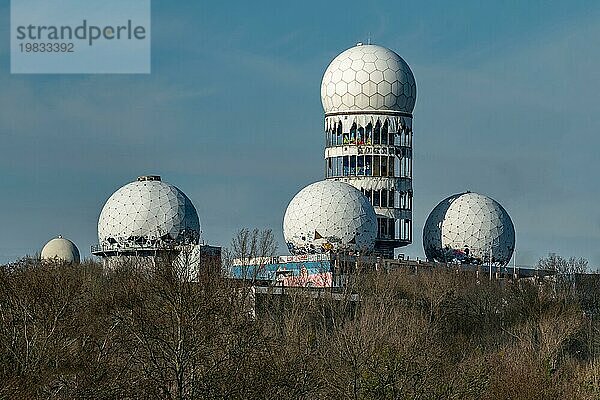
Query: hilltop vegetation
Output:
[[1, 256, 600, 399]]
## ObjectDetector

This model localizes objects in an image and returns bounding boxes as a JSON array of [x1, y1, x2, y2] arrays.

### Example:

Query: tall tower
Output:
[[320, 43, 417, 258]]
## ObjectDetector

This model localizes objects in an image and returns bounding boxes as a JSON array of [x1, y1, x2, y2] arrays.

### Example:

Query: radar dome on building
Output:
[[96, 176, 200, 251], [283, 180, 377, 255], [423, 192, 515, 266], [41, 235, 80, 263], [321, 43, 416, 115]]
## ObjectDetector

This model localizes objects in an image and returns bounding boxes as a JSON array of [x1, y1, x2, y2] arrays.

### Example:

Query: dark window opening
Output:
[[357, 127, 365, 145], [380, 156, 388, 177], [349, 123, 357, 144], [373, 190, 380, 207], [365, 155, 372, 176], [365, 123, 373, 145], [357, 156, 365, 175], [343, 156, 350, 176]]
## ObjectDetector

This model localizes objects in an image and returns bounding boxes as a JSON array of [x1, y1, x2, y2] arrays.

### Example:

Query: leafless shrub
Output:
[[2, 246, 600, 399]]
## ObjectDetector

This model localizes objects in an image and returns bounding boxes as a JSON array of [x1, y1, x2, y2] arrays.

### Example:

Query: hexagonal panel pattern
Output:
[[423, 192, 515, 266], [321, 44, 417, 114], [283, 180, 377, 255], [98, 177, 200, 248]]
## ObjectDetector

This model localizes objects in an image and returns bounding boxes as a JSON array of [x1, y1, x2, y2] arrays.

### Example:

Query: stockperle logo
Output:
[[11, 0, 151, 74]]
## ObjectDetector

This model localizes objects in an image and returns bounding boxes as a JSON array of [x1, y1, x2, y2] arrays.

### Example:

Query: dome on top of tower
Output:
[[321, 43, 417, 115]]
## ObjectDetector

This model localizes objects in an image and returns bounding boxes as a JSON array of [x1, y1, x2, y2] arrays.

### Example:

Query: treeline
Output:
[[2, 256, 600, 399]]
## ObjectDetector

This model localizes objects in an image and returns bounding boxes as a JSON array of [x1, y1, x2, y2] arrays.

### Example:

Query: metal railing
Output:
[[91, 242, 179, 253]]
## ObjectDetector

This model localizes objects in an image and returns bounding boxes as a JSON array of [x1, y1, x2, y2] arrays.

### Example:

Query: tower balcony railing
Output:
[[91, 239, 200, 254]]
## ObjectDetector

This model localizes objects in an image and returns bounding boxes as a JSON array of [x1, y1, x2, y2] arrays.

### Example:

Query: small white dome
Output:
[[41, 236, 80, 263], [423, 192, 515, 266], [321, 44, 416, 114], [283, 180, 377, 255], [98, 176, 200, 249]]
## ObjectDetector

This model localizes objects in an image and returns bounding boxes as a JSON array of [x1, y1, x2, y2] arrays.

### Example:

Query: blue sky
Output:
[[1, 0, 599, 266]]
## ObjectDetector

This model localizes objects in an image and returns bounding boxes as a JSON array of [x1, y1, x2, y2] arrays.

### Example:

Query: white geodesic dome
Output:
[[423, 192, 515, 266], [41, 236, 80, 263], [321, 44, 416, 114], [97, 176, 200, 249], [283, 180, 377, 255]]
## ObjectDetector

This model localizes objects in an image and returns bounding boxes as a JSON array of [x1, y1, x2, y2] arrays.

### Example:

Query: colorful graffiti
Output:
[[227, 259, 334, 288]]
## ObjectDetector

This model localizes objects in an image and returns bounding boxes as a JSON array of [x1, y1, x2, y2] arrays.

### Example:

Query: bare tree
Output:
[[5, 245, 600, 399], [223, 228, 278, 283], [538, 253, 588, 274], [538, 253, 589, 297]]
